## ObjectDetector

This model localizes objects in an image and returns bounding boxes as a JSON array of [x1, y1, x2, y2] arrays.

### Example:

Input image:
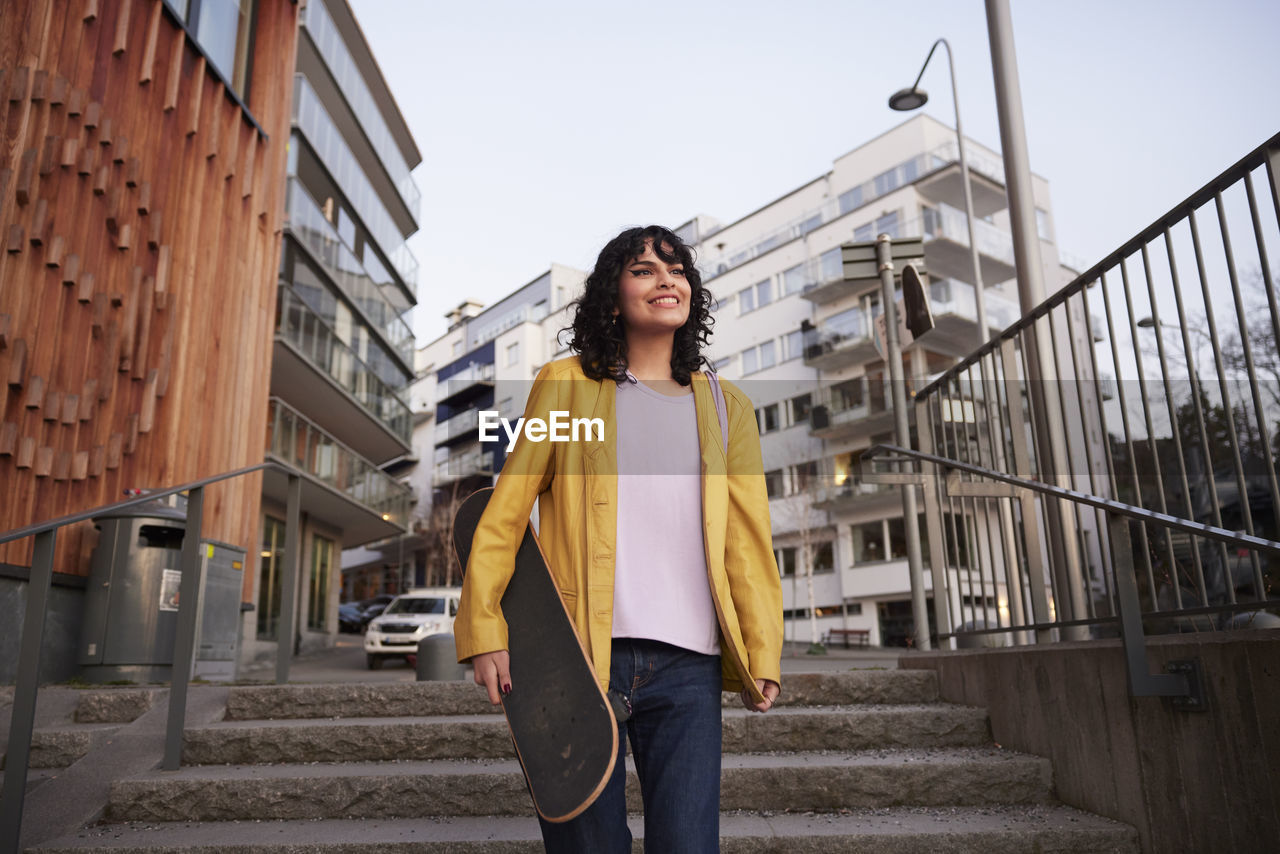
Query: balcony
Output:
[[435, 407, 483, 447], [433, 446, 494, 487], [913, 278, 1022, 358], [801, 308, 878, 371], [265, 398, 412, 547], [285, 179, 414, 366], [808, 379, 895, 441], [272, 286, 412, 464], [436, 361, 496, 409], [914, 140, 1008, 219], [809, 478, 901, 515]]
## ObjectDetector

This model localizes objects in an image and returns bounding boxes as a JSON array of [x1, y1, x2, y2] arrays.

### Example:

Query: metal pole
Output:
[[276, 474, 302, 684], [0, 529, 56, 852], [163, 487, 205, 771], [985, 0, 1087, 635], [876, 235, 930, 650], [938, 39, 990, 347]]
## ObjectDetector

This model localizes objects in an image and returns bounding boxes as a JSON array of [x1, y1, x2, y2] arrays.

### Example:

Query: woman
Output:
[[455, 225, 783, 853]]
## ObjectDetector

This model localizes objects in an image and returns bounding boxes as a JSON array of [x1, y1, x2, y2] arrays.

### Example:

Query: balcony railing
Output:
[[267, 397, 412, 527], [927, 278, 1022, 333], [923, 202, 1016, 268], [301, 0, 421, 218], [292, 74, 419, 291], [802, 307, 877, 370], [809, 478, 897, 507], [437, 361, 496, 406], [285, 179, 414, 365], [433, 447, 493, 485], [435, 407, 482, 445], [275, 286, 412, 444]]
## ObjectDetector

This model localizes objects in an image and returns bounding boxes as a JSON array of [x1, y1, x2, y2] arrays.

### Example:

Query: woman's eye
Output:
[[629, 269, 650, 276], [671, 268, 685, 276]]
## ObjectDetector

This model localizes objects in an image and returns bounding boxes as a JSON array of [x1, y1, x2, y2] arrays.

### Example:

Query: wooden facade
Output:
[[0, 1, 299, 578]]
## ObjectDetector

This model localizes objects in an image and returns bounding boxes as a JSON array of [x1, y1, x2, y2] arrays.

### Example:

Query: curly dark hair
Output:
[[563, 225, 716, 385]]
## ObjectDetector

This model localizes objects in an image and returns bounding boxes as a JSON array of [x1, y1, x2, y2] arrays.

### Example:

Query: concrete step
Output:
[[106, 747, 1052, 822], [31, 806, 1140, 852], [221, 670, 940, 722], [2, 723, 124, 769], [181, 704, 991, 765]]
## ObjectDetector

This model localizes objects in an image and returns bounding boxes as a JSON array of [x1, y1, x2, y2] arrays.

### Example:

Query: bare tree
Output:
[[770, 451, 833, 652], [418, 480, 467, 588]]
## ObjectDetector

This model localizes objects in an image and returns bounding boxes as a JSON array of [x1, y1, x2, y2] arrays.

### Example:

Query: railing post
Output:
[[0, 528, 56, 852], [276, 474, 302, 684], [914, 396, 953, 645], [163, 486, 205, 771]]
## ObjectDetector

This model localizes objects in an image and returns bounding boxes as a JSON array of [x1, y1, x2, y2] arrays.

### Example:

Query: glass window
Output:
[[783, 329, 802, 361], [385, 596, 448, 615], [873, 168, 899, 196], [712, 356, 732, 372], [506, 341, 519, 367], [759, 339, 776, 370], [852, 520, 885, 564], [257, 517, 285, 640], [854, 223, 874, 242], [778, 547, 796, 576], [790, 393, 811, 425], [799, 214, 823, 235], [765, 469, 784, 499], [308, 534, 334, 630], [782, 264, 806, 295], [793, 460, 818, 493], [847, 602, 863, 616], [819, 248, 842, 284], [756, 279, 772, 308], [922, 206, 941, 238], [195, 0, 257, 95], [739, 286, 755, 314], [760, 403, 779, 433], [812, 541, 834, 572], [887, 517, 908, 561], [742, 347, 759, 375], [875, 211, 900, 239], [838, 185, 864, 215], [756, 234, 782, 254], [901, 157, 919, 182]]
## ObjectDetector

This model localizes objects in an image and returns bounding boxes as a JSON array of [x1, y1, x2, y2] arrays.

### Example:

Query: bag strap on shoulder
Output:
[[706, 371, 729, 454]]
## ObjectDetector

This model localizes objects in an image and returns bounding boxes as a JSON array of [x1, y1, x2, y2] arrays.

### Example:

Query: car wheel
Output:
[[367, 654, 383, 671]]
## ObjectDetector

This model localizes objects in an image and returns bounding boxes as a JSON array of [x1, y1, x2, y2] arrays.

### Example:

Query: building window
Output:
[[755, 279, 772, 308], [765, 469, 784, 499], [873, 167, 900, 196], [739, 285, 756, 314], [799, 213, 823, 236], [887, 517, 908, 561], [783, 329, 803, 361], [854, 223, 874, 242], [875, 210, 900, 239], [712, 355, 732, 372], [782, 264, 806, 295], [845, 602, 864, 616], [170, 0, 258, 97], [789, 393, 811, 425], [838, 186, 864, 215], [741, 346, 759, 375], [812, 541, 834, 572], [852, 520, 885, 564], [506, 341, 519, 367], [308, 534, 334, 631], [1036, 207, 1053, 242], [792, 460, 818, 494], [759, 339, 776, 370], [257, 516, 285, 640], [757, 403, 779, 434], [922, 205, 941, 238], [778, 546, 797, 576], [819, 248, 842, 284]]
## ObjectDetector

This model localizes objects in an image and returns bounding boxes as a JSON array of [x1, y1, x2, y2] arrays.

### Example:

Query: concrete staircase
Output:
[[26, 671, 1140, 852]]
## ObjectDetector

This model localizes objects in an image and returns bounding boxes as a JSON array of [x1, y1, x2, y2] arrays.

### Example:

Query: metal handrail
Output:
[[918, 127, 1280, 399], [0, 461, 309, 852]]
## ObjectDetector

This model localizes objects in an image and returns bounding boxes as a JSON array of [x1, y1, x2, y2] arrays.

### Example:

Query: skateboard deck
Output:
[[452, 487, 618, 823]]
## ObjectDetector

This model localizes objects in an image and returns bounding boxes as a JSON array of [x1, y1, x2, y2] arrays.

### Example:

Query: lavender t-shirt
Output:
[[611, 371, 720, 655]]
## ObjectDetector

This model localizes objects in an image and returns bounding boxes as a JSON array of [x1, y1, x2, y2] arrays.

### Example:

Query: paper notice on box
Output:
[[159, 568, 182, 612]]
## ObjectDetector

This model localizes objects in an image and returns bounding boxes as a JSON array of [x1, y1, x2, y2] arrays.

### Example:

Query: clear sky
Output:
[[347, 0, 1280, 348]]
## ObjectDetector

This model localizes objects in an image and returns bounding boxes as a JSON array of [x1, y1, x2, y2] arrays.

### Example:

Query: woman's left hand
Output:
[[742, 679, 780, 713]]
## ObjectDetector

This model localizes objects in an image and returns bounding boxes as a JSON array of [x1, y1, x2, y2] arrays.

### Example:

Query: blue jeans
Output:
[[538, 637, 722, 854]]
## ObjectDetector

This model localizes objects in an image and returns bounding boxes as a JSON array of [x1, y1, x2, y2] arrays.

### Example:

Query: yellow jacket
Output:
[[454, 355, 783, 704]]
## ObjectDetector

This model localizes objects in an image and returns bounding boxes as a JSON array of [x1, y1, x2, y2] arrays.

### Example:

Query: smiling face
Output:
[[612, 239, 692, 337]]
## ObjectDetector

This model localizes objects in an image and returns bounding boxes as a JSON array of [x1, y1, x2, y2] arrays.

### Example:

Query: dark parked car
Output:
[[338, 602, 365, 634]]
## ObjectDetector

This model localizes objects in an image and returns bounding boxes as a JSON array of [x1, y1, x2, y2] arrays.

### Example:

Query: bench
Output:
[[823, 628, 870, 648]]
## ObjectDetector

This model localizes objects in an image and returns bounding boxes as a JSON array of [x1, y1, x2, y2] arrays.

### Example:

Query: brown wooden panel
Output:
[[40, 389, 60, 419], [61, 394, 79, 424], [125, 156, 140, 187], [139, 0, 162, 84], [0, 423, 17, 455], [135, 180, 150, 213], [39, 135, 59, 174], [96, 116, 112, 147], [112, 134, 128, 164], [105, 432, 122, 468], [78, 379, 96, 419], [0, 314, 9, 348], [83, 100, 100, 129], [34, 446, 53, 477], [25, 375, 45, 408], [76, 146, 93, 175], [61, 253, 80, 286], [88, 444, 104, 476], [29, 198, 50, 246], [8, 66, 30, 101], [186, 56, 205, 136], [16, 437, 35, 468], [7, 338, 28, 386], [83, 0, 98, 23], [60, 137, 78, 167], [31, 68, 49, 101], [67, 86, 84, 116], [163, 25, 182, 111], [131, 275, 154, 380], [7, 224, 25, 253], [15, 148, 36, 204], [72, 450, 89, 480], [45, 234, 64, 267], [147, 208, 161, 249], [138, 368, 158, 432], [112, 0, 131, 55], [50, 75, 68, 105], [53, 450, 71, 480]]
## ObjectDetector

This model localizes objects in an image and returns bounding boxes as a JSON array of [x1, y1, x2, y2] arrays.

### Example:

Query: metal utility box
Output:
[[192, 540, 246, 682], [78, 503, 246, 684]]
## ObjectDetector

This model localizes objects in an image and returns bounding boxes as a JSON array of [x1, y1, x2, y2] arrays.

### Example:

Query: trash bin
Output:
[[416, 634, 466, 681], [192, 540, 247, 682]]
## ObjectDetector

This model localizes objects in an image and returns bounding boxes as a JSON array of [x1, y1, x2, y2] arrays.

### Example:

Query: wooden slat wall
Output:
[[0, 0, 300, 574]]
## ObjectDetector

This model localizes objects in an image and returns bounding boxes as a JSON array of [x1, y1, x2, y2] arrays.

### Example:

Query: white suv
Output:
[[363, 588, 461, 670]]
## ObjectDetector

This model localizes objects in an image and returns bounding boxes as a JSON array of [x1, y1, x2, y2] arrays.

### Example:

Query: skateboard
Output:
[[451, 487, 618, 823]]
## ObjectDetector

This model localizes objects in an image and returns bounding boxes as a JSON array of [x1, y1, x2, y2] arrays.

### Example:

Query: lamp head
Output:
[[1136, 317, 1156, 329], [889, 87, 929, 111]]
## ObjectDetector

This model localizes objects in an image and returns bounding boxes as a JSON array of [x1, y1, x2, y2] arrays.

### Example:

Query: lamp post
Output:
[[889, 38, 989, 349]]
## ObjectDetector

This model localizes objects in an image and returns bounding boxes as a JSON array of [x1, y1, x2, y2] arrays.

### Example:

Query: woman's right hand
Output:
[[470, 650, 511, 705]]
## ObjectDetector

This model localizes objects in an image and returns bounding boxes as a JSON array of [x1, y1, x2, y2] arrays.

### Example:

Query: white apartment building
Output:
[[403, 114, 1095, 646]]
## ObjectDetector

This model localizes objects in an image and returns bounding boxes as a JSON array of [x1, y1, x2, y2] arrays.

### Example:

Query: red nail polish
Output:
[[502, 683, 512, 695]]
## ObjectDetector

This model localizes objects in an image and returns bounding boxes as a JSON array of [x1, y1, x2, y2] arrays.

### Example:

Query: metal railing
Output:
[[0, 463, 312, 852], [882, 130, 1280, 694]]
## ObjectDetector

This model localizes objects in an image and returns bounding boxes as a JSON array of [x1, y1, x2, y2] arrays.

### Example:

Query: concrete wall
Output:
[[0, 570, 86, 684], [901, 630, 1279, 854]]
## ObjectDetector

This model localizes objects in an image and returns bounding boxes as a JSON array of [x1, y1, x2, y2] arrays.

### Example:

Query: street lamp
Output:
[[889, 38, 989, 349]]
